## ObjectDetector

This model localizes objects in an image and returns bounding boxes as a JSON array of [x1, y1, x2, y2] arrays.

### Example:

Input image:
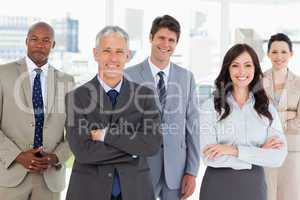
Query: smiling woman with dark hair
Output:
[[199, 43, 287, 200], [263, 33, 300, 200]]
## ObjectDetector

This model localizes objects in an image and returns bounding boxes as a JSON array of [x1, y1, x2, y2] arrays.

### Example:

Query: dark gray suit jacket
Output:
[[65, 76, 162, 200]]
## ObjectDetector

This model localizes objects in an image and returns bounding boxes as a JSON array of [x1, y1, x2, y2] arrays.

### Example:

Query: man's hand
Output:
[[203, 144, 238, 160], [261, 137, 284, 149], [31, 153, 60, 170], [180, 174, 196, 200], [90, 129, 105, 141], [15, 148, 48, 172], [15, 148, 59, 173]]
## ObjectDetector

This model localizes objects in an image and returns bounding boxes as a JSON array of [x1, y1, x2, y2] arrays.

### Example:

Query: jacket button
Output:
[[108, 173, 113, 178]]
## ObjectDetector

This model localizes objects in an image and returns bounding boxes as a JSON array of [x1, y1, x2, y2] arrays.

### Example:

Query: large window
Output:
[[112, 0, 221, 86]]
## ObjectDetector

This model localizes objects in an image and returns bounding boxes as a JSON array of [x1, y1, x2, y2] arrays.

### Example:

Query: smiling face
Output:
[[93, 32, 129, 84], [268, 41, 293, 71], [149, 27, 178, 68], [26, 24, 55, 67], [229, 51, 255, 91]]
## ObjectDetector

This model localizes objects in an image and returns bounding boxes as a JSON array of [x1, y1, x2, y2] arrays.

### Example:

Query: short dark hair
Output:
[[267, 33, 293, 52], [27, 22, 55, 39], [150, 15, 181, 42]]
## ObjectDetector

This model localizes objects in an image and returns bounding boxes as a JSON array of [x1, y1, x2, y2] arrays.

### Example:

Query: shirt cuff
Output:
[[237, 145, 254, 164], [99, 128, 107, 142]]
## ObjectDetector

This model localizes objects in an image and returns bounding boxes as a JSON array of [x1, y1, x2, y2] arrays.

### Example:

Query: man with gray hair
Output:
[[65, 25, 162, 200]]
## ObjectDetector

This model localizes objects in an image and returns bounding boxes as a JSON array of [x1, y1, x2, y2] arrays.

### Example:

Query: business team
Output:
[[0, 14, 296, 200]]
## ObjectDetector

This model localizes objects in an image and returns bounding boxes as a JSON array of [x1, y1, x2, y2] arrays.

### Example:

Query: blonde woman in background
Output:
[[263, 33, 300, 200]]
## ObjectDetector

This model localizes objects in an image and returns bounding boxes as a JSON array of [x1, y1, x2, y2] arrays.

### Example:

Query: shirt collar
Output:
[[228, 92, 255, 108], [148, 57, 170, 79], [26, 56, 49, 75], [97, 75, 123, 93]]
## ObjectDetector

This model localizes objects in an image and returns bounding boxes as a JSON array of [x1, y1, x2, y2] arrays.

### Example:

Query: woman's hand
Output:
[[280, 110, 297, 121], [287, 111, 297, 120], [261, 137, 284, 149], [203, 144, 239, 160]]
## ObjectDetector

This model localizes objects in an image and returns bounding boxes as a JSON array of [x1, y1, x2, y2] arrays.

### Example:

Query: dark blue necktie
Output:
[[32, 68, 44, 148], [106, 89, 121, 197], [157, 71, 167, 108], [107, 89, 118, 107]]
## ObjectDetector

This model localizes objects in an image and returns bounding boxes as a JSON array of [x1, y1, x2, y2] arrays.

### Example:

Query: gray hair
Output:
[[95, 26, 129, 48]]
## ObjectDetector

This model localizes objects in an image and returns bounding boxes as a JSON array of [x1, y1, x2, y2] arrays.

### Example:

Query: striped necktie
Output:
[[157, 71, 167, 108]]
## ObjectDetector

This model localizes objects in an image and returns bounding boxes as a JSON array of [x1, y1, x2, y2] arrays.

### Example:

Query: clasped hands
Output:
[[203, 136, 284, 160], [15, 147, 58, 173]]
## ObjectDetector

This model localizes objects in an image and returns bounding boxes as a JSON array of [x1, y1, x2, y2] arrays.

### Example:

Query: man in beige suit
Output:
[[0, 22, 74, 200]]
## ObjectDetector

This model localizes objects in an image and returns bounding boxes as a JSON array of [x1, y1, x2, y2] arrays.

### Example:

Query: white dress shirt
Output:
[[148, 57, 170, 89], [26, 56, 49, 105], [200, 93, 288, 170]]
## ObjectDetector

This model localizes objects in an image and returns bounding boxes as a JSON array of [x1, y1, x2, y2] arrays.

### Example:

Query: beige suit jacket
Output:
[[0, 58, 74, 192], [263, 69, 300, 151]]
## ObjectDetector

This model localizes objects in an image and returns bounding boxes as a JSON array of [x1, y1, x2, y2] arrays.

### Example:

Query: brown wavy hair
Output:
[[213, 43, 273, 124]]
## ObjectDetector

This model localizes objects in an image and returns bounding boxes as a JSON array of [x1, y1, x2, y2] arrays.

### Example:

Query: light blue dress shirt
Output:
[[200, 93, 288, 170], [96, 75, 138, 159], [97, 75, 122, 93]]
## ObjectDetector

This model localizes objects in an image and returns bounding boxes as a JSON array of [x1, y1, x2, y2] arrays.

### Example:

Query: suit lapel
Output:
[[278, 86, 288, 111], [139, 59, 162, 111], [112, 79, 132, 122], [16, 58, 33, 110], [140, 59, 156, 90], [264, 69, 290, 112], [89, 76, 112, 113], [44, 66, 56, 122], [278, 70, 294, 111], [164, 63, 176, 109], [264, 69, 275, 104], [89, 76, 133, 123]]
